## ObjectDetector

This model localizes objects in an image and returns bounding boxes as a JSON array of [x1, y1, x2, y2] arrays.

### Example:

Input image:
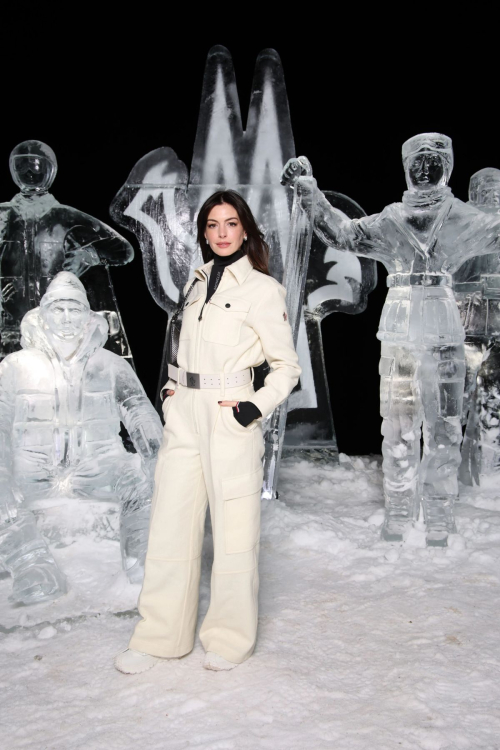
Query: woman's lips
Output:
[[216, 243, 230, 248]]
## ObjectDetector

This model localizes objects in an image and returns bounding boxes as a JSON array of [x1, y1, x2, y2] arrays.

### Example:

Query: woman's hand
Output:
[[165, 389, 175, 397], [218, 400, 263, 428]]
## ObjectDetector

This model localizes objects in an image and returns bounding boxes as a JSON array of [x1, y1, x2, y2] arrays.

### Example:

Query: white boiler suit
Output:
[[130, 253, 301, 664]]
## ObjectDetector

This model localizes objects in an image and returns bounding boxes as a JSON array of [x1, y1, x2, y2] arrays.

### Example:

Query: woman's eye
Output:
[[228, 222, 237, 227]]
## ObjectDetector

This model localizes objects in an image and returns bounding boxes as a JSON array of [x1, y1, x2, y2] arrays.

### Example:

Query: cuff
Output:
[[247, 388, 278, 421]]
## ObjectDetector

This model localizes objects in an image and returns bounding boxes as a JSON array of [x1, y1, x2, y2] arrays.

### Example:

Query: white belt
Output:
[[167, 364, 252, 389]]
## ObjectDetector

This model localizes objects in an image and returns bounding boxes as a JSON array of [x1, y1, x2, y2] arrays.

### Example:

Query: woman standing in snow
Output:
[[115, 190, 301, 673]]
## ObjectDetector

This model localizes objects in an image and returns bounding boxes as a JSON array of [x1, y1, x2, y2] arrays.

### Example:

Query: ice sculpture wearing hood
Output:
[[0, 272, 163, 605]]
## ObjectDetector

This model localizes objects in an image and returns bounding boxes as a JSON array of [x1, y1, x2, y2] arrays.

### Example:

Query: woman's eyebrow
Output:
[[206, 216, 239, 223]]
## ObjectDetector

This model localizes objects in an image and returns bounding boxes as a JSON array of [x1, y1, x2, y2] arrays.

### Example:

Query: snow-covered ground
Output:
[[2, 455, 500, 750]]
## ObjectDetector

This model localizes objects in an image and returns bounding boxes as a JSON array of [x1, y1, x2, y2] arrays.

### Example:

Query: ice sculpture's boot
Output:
[[422, 495, 457, 547], [114, 648, 163, 674], [381, 494, 415, 542], [119, 503, 151, 584], [203, 652, 239, 671], [0, 513, 67, 604]]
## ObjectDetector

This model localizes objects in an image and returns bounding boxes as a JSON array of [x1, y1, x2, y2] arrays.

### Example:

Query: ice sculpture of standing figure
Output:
[[282, 134, 500, 546], [0, 272, 163, 604], [0, 140, 134, 363], [454, 168, 500, 486]]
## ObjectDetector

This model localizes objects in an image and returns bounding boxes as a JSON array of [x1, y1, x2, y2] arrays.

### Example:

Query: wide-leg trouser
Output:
[[129, 382, 265, 664], [379, 342, 465, 534]]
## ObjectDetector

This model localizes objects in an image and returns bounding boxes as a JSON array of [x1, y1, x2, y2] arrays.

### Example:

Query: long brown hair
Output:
[[196, 190, 270, 275]]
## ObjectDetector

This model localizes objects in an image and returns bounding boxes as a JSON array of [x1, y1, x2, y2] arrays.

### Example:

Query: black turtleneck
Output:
[[206, 246, 246, 304]]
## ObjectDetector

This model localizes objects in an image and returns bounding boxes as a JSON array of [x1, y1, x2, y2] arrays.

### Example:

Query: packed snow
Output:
[[1, 455, 500, 749]]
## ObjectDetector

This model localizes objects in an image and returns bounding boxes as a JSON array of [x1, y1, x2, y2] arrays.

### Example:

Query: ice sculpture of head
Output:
[[469, 167, 500, 209], [40, 272, 90, 340], [402, 133, 453, 192], [9, 140, 58, 195]]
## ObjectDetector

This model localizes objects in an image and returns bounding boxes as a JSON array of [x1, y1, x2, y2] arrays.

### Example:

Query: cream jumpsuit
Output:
[[129, 254, 301, 664]]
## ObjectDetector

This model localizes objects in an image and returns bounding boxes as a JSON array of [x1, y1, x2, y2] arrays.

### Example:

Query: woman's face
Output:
[[205, 203, 246, 257]]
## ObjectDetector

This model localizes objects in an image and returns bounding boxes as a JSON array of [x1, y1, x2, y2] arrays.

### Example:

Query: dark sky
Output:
[[1, 18, 496, 454]]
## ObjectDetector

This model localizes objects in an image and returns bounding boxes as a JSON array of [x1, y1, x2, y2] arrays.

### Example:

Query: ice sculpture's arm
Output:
[[63, 221, 134, 277], [247, 281, 302, 420], [114, 358, 163, 463], [0, 359, 22, 524], [282, 157, 385, 259]]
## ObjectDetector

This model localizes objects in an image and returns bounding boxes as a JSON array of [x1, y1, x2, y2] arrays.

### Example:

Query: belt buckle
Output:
[[186, 371, 200, 389]]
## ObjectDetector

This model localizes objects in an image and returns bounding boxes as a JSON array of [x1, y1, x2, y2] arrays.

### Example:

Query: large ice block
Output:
[[110, 45, 375, 475]]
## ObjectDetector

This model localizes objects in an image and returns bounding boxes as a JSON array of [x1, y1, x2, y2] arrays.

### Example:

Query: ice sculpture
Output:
[[454, 168, 500, 486], [111, 45, 375, 496], [0, 140, 134, 364], [287, 191, 376, 451], [0, 272, 163, 604], [282, 134, 500, 546]]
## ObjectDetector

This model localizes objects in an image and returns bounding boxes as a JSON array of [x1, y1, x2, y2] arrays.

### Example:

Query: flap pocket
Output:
[[209, 296, 251, 314], [222, 466, 263, 500], [223, 466, 263, 554]]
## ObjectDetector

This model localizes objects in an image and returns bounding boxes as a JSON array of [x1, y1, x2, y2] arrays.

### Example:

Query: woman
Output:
[[115, 190, 301, 673]]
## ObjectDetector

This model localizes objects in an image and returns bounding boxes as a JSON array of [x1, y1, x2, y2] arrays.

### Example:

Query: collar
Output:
[[402, 185, 453, 212], [194, 252, 254, 285]]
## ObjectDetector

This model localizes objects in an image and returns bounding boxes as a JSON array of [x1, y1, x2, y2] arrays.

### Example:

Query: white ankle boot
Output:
[[114, 648, 162, 674], [203, 651, 239, 671]]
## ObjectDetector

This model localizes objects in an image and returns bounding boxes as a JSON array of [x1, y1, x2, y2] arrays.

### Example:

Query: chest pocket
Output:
[[203, 295, 251, 346], [179, 290, 203, 340]]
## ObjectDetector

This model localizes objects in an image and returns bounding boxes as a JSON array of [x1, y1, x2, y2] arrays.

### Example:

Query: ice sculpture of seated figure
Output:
[[282, 134, 500, 546], [0, 272, 163, 604]]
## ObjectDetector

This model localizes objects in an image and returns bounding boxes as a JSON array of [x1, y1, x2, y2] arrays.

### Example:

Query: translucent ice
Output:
[[0, 140, 134, 364], [111, 46, 375, 501], [454, 167, 500, 485], [0, 272, 163, 603], [282, 134, 500, 545]]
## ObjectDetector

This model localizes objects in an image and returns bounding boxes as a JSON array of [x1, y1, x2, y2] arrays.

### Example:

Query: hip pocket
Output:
[[221, 403, 257, 435], [222, 466, 263, 554]]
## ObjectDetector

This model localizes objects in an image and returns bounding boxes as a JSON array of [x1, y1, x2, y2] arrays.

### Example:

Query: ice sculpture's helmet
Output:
[[402, 133, 453, 189], [41, 272, 90, 309], [9, 140, 57, 195], [469, 167, 500, 208]]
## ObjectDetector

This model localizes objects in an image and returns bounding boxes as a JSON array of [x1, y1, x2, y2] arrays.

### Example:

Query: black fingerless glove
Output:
[[232, 401, 262, 428]]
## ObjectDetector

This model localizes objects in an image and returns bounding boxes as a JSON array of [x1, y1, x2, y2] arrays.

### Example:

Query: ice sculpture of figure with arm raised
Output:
[[0, 140, 134, 362], [0, 272, 163, 604], [454, 168, 500, 486], [282, 134, 500, 546]]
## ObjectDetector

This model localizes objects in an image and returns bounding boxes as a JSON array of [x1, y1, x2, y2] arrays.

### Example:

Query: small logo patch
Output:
[[283, 312, 287, 321]]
